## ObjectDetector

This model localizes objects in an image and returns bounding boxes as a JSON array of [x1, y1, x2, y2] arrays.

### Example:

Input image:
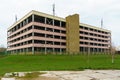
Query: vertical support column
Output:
[[20, 49, 21, 54], [83, 47, 85, 54], [88, 28, 90, 55], [23, 21, 25, 26], [20, 23, 22, 28], [53, 19, 55, 53], [93, 48, 95, 54], [45, 17, 47, 24], [26, 18, 28, 24], [32, 25, 34, 54], [26, 48, 28, 54], [60, 21, 62, 27], [45, 27, 47, 54], [60, 48, 62, 54], [23, 48, 25, 54], [97, 48, 99, 53], [16, 25, 18, 30], [32, 14, 35, 54], [32, 14, 34, 22], [16, 49, 18, 54], [110, 33, 112, 54], [7, 31, 8, 51]]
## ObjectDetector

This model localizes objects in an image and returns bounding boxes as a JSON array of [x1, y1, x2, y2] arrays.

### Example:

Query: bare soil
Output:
[[16, 76, 59, 80]]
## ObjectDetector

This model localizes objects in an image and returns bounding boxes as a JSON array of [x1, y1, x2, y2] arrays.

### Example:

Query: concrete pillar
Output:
[[60, 21, 62, 27], [32, 14, 34, 22], [26, 48, 28, 53], [32, 47, 34, 54], [45, 17, 47, 24], [23, 21, 25, 26], [26, 18, 28, 24], [60, 48, 62, 54], [20, 23, 22, 28], [44, 43, 46, 54], [32, 25, 34, 54], [45, 27, 47, 54], [53, 19, 54, 26]]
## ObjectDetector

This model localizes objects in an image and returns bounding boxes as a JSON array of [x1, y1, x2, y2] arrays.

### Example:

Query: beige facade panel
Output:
[[66, 14, 80, 53]]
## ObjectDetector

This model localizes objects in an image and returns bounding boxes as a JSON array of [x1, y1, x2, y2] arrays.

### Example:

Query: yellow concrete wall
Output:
[[66, 14, 80, 53]]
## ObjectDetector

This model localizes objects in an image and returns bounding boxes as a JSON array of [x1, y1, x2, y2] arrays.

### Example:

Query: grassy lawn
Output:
[[0, 54, 120, 76]]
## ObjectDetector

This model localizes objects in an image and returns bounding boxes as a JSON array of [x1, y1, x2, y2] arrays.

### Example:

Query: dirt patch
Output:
[[16, 72, 60, 80], [16, 76, 59, 80]]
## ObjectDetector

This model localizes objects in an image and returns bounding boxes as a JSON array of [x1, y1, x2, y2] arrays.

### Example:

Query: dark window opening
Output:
[[61, 30, 66, 34], [46, 48, 53, 53], [80, 31, 84, 34], [34, 15, 45, 23], [46, 34, 53, 38], [54, 35, 60, 39], [34, 33, 45, 37], [80, 36, 84, 39], [46, 28, 53, 32], [28, 40, 32, 44], [34, 26, 45, 30], [34, 40, 45, 44], [61, 22, 66, 28], [28, 15, 32, 23], [54, 29, 60, 33], [54, 20, 60, 26], [28, 26, 32, 30], [54, 42, 60, 45], [80, 42, 84, 44], [54, 48, 60, 52], [46, 41, 53, 45], [84, 27, 88, 30], [61, 42, 66, 46], [28, 33, 32, 37], [61, 36, 66, 40]]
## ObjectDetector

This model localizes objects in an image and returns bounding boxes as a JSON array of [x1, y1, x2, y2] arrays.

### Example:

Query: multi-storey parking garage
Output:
[[7, 10, 111, 54]]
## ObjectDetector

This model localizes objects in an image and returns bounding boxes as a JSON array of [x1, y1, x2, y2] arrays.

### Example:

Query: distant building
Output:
[[7, 10, 111, 54]]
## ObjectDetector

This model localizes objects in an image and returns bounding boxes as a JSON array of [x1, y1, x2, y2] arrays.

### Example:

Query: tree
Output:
[[110, 42, 116, 64], [0, 47, 6, 52]]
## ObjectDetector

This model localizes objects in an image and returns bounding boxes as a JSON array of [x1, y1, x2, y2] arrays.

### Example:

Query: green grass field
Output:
[[0, 54, 120, 76]]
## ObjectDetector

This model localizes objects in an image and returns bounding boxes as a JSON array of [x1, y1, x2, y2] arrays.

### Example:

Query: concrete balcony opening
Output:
[[46, 34, 53, 38], [46, 41, 53, 45], [61, 30, 66, 34], [34, 33, 45, 37], [54, 42, 60, 45], [46, 27, 53, 32], [61, 21, 66, 28], [28, 40, 32, 44], [34, 25, 45, 30], [61, 42, 66, 46], [34, 40, 45, 44], [46, 48, 53, 53], [61, 36, 66, 40], [54, 19, 60, 27], [34, 15, 45, 24], [54, 35, 60, 39], [54, 29, 60, 33]]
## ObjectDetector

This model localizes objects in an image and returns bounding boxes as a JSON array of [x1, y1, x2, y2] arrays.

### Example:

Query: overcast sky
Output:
[[0, 0, 120, 48]]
